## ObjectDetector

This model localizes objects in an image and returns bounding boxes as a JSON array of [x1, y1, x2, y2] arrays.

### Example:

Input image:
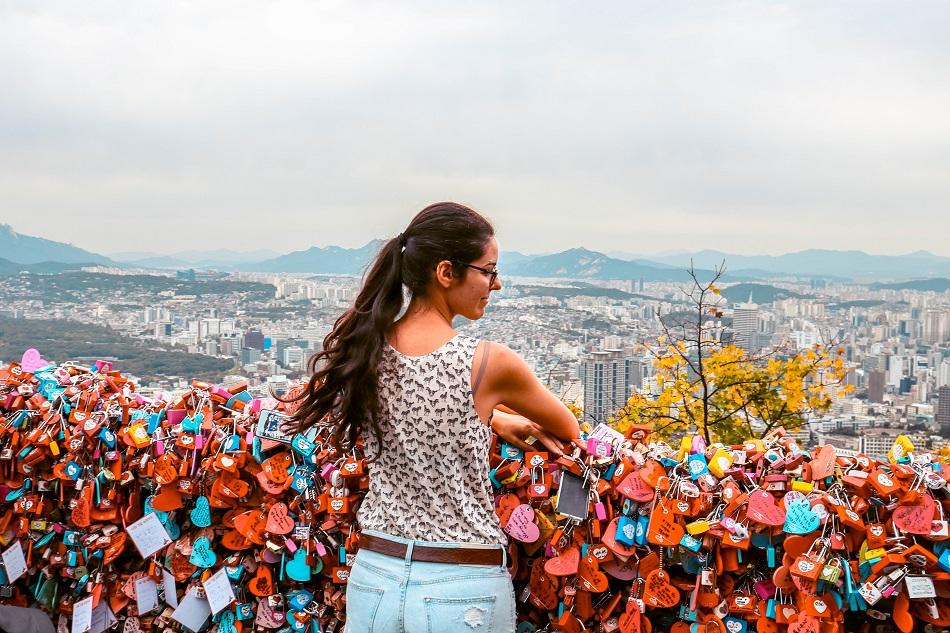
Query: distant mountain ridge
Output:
[[0, 257, 99, 276], [5, 223, 950, 283], [0, 224, 113, 266], [505, 247, 715, 282], [111, 248, 281, 269], [246, 240, 386, 273], [615, 248, 950, 280]]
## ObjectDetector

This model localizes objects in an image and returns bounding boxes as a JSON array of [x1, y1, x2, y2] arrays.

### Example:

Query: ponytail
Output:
[[291, 202, 494, 455]]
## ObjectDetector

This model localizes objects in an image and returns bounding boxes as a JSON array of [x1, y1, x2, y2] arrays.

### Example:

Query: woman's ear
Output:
[[434, 260, 455, 288]]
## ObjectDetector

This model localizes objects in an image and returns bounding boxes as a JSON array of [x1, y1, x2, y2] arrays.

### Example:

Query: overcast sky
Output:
[[1, 1, 949, 257]]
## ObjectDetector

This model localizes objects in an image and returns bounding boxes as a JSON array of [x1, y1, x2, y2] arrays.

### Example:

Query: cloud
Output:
[[1, 1, 948, 256]]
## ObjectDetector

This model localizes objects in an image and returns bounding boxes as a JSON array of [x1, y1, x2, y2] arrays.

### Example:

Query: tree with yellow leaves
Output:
[[611, 263, 852, 445]]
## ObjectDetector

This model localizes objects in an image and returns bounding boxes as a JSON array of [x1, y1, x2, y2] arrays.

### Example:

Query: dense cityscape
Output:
[[3, 255, 950, 461]]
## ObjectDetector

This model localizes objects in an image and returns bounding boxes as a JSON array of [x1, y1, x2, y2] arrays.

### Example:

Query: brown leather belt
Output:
[[359, 533, 504, 566]]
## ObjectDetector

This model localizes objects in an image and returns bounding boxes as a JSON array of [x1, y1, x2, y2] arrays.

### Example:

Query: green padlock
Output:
[[820, 558, 842, 583]]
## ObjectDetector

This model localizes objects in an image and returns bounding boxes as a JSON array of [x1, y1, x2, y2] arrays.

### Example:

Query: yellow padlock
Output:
[[678, 436, 693, 461], [128, 424, 151, 448], [791, 480, 813, 493], [888, 435, 914, 463], [686, 519, 711, 535], [864, 547, 887, 561], [708, 448, 733, 478]]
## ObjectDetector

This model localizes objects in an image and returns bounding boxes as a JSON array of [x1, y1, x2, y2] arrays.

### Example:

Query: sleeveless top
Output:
[[356, 334, 507, 545]]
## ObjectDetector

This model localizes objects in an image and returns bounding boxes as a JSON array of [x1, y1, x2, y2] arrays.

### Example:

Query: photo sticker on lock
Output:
[[256, 409, 293, 443]]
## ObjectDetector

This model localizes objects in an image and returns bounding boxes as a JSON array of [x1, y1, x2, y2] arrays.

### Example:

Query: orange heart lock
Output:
[[642, 568, 680, 609], [646, 499, 685, 547], [544, 545, 580, 577], [247, 565, 275, 597], [577, 554, 609, 593], [528, 558, 559, 611]]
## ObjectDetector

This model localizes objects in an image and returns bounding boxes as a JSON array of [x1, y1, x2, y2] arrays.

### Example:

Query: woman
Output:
[[292, 202, 580, 633]]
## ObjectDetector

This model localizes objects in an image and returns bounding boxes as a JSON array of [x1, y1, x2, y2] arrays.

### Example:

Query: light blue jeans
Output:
[[344, 529, 516, 633]]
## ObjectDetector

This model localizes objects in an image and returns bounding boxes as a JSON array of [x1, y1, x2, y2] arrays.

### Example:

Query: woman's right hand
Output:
[[491, 410, 570, 456]]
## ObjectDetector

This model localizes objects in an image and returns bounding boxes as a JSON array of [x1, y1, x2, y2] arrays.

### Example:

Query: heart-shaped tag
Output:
[[504, 504, 541, 543], [544, 545, 580, 577], [528, 558, 559, 611], [20, 348, 50, 373], [787, 614, 820, 633], [284, 549, 312, 582], [248, 565, 275, 597], [190, 496, 212, 528], [221, 530, 252, 551], [255, 598, 285, 628], [189, 536, 216, 568], [218, 610, 237, 633], [643, 568, 680, 608], [747, 490, 786, 526], [602, 556, 639, 581], [234, 509, 267, 545], [783, 499, 820, 535], [617, 471, 654, 502], [618, 599, 642, 633], [123, 617, 142, 633], [893, 494, 935, 535], [495, 493, 522, 527], [647, 502, 685, 546], [266, 502, 295, 535], [152, 485, 184, 512], [577, 554, 609, 592]]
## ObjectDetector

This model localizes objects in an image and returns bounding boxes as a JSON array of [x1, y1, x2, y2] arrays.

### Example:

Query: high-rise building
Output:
[[924, 310, 949, 344], [281, 346, 304, 369], [581, 349, 637, 424], [732, 298, 759, 353], [938, 386, 950, 436], [938, 360, 950, 388], [244, 329, 264, 351], [241, 347, 262, 366], [868, 369, 886, 404]]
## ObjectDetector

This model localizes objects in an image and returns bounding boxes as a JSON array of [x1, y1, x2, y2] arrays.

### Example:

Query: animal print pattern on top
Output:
[[356, 334, 507, 545]]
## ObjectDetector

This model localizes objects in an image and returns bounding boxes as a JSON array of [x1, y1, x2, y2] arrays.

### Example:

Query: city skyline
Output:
[[2, 2, 949, 255]]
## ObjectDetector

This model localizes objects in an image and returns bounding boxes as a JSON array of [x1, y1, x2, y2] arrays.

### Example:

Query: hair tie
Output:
[[397, 233, 407, 248]]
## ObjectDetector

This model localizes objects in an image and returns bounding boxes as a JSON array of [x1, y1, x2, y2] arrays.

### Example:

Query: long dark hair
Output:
[[291, 202, 495, 453]]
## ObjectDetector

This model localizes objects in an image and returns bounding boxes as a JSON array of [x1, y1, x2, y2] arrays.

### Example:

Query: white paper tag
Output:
[[162, 567, 179, 608], [1, 540, 28, 583], [126, 513, 172, 559], [171, 586, 211, 632], [71, 596, 94, 633], [905, 575, 936, 598], [90, 601, 117, 633], [135, 576, 160, 614], [202, 567, 236, 615]]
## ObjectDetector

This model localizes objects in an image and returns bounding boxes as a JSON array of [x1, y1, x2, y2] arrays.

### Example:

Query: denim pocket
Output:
[[424, 595, 496, 633], [345, 581, 384, 633]]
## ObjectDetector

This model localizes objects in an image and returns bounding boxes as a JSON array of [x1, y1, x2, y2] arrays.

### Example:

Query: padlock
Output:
[[819, 558, 842, 583]]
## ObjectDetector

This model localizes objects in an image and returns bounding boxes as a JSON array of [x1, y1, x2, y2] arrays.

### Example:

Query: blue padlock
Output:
[[686, 453, 709, 480]]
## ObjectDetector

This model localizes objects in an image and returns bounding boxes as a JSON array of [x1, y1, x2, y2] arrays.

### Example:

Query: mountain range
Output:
[[4, 224, 950, 284], [0, 224, 112, 265], [611, 249, 950, 280]]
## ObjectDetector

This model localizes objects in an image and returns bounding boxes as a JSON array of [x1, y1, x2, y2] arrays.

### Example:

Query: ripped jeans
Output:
[[343, 529, 516, 633]]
